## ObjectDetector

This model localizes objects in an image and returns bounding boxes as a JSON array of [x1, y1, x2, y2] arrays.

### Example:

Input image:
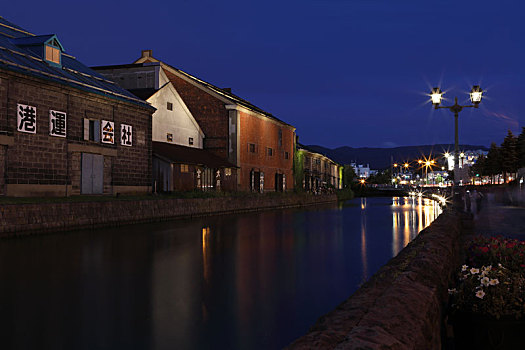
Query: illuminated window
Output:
[[225, 168, 232, 176], [45, 45, 60, 65], [181, 164, 189, 173]]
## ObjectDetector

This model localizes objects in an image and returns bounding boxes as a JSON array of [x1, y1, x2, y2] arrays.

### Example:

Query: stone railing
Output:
[[288, 208, 466, 349]]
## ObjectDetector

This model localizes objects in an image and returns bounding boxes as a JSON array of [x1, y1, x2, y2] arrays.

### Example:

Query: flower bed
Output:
[[448, 236, 525, 349], [466, 236, 525, 272]]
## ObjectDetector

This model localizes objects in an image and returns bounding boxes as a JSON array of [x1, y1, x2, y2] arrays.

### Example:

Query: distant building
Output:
[[96, 50, 295, 192], [445, 149, 488, 171], [92, 61, 236, 192], [351, 163, 371, 178], [296, 145, 342, 192], [0, 17, 155, 196]]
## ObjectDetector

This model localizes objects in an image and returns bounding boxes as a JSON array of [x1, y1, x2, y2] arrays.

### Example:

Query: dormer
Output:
[[11, 34, 64, 68]]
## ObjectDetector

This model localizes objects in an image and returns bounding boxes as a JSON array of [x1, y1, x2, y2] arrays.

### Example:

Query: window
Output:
[[83, 119, 100, 142], [189, 137, 194, 145], [284, 151, 289, 160], [248, 143, 256, 153], [167, 133, 173, 142], [45, 45, 60, 65], [181, 164, 189, 173], [267, 147, 273, 156], [225, 168, 232, 176], [167, 102, 173, 111]]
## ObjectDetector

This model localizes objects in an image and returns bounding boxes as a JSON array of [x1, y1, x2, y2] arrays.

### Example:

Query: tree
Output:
[[368, 169, 392, 184], [485, 142, 502, 184], [343, 165, 357, 188], [500, 130, 518, 182], [517, 127, 525, 169], [471, 153, 487, 178]]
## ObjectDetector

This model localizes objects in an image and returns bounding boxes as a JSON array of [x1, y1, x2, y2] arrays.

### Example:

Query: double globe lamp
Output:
[[429, 85, 483, 189]]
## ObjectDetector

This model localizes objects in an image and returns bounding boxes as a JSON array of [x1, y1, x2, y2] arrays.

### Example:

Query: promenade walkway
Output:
[[471, 189, 525, 241]]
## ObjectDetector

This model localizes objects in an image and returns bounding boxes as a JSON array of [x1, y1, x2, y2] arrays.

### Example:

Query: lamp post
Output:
[[430, 86, 483, 187]]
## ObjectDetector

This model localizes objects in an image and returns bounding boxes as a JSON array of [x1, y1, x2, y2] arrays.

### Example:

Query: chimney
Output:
[[141, 50, 153, 58], [222, 87, 232, 93]]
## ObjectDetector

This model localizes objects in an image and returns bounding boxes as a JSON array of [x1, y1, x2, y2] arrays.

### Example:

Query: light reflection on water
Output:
[[0, 196, 441, 350]]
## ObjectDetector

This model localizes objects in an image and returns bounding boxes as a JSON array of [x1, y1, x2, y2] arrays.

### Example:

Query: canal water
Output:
[[0, 196, 441, 350]]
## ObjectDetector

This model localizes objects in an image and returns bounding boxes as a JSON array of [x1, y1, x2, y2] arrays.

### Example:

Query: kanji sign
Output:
[[49, 110, 67, 137], [101, 120, 114, 144], [17, 103, 37, 134], [120, 124, 132, 147]]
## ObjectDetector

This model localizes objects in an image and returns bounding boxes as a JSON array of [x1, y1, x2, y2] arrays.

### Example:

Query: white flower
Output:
[[462, 265, 468, 272], [476, 290, 486, 299], [480, 277, 490, 286], [489, 279, 499, 286], [470, 268, 480, 275]]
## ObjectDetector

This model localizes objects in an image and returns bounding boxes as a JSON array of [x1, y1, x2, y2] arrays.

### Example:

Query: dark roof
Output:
[[0, 17, 153, 110], [160, 64, 294, 128], [153, 141, 237, 168], [128, 88, 158, 100]]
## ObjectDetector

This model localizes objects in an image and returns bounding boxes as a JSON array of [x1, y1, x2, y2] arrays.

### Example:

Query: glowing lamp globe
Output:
[[470, 85, 483, 105], [430, 87, 443, 106]]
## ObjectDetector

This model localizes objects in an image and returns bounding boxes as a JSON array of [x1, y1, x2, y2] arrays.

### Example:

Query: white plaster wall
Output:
[[149, 83, 204, 148]]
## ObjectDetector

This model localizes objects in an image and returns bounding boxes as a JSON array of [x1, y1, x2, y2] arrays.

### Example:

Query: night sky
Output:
[[3, 0, 523, 148]]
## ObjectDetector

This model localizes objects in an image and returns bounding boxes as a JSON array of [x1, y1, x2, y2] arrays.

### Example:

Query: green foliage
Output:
[[336, 188, 354, 201], [450, 236, 525, 320], [450, 264, 525, 319], [517, 127, 525, 168], [500, 130, 519, 175], [294, 149, 305, 191], [342, 165, 357, 188], [367, 169, 392, 184]]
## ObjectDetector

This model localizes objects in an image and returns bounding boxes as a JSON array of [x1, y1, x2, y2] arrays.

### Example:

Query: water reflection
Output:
[[391, 196, 442, 256], [0, 197, 440, 350]]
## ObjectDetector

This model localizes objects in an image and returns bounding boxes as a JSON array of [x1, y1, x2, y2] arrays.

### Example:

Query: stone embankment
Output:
[[288, 208, 467, 350], [0, 193, 336, 237]]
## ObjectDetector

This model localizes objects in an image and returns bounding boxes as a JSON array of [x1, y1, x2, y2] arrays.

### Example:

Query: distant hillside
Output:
[[305, 144, 489, 170]]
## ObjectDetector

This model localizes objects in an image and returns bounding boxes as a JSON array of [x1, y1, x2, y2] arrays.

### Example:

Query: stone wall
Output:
[[0, 193, 336, 237], [288, 208, 465, 350], [0, 69, 153, 197]]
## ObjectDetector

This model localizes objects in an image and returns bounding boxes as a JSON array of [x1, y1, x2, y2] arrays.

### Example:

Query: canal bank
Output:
[[288, 206, 468, 349], [0, 193, 336, 237]]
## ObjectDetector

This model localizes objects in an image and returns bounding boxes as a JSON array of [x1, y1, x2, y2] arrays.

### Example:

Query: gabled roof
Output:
[[135, 51, 294, 128], [11, 34, 63, 51], [0, 17, 153, 110], [153, 141, 237, 168]]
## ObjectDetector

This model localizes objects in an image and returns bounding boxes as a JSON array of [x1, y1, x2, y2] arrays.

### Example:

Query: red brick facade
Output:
[[238, 110, 294, 191], [0, 69, 153, 196], [155, 62, 296, 192]]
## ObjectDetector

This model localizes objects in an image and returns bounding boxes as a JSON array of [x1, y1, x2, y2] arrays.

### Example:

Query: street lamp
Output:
[[430, 85, 483, 187]]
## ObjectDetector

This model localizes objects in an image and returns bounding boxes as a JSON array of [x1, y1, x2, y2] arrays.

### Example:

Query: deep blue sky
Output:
[[3, 0, 524, 148]]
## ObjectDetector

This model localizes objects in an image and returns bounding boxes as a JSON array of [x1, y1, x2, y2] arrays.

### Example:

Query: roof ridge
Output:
[[0, 57, 151, 107], [0, 19, 35, 37], [160, 61, 293, 127]]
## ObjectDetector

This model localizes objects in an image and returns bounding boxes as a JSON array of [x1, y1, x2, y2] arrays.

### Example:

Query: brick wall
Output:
[[164, 70, 228, 159], [239, 110, 295, 191], [0, 69, 153, 196], [0, 193, 337, 236]]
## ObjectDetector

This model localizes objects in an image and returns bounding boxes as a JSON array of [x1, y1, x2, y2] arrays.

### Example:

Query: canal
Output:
[[0, 196, 441, 349]]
